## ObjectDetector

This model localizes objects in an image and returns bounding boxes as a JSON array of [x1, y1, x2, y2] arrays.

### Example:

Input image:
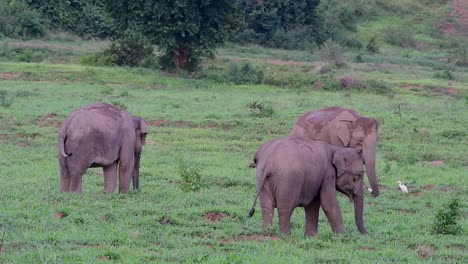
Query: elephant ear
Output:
[[336, 111, 357, 147], [333, 149, 348, 178]]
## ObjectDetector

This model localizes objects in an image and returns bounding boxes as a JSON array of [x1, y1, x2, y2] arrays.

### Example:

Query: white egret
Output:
[[396, 181, 409, 195]]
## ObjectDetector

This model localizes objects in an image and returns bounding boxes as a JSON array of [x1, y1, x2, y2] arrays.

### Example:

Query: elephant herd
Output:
[[58, 102, 380, 236]]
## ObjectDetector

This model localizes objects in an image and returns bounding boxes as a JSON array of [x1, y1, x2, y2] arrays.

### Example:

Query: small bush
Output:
[[381, 27, 415, 48], [248, 101, 275, 118], [100, 32, 153, 67], [0, 90, 13, 107], [15, 49, 33, 62], [366, 35, 379, 53], [448, 45, 468, 66], [111, 101, 126, 110], [227, 63, 264, 85], [177, 158, 203, 192], [0, 0, 46, 39], [364, 79, 394, 95], [316, 39, 346, 67], [354, 54, 364, 63], [79, 54, 99, 66], [432, 198, 463, 235], [433, 68, 454, 80]]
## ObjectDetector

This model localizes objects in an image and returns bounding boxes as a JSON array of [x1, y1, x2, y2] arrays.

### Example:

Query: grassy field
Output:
[[0, 35, 467, 264]]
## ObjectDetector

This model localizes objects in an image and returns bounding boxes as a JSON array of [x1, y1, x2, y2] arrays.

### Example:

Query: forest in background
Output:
[[1, 0, 466, 70]]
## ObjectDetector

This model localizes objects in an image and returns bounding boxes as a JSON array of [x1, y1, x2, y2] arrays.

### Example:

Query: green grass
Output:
[[0, 37, 467, 263]]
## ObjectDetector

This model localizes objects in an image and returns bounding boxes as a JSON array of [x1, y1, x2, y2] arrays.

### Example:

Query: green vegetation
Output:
[[432, 198, 463, 235], [0, 0, 467, 262], [0, 40, 466, 261]]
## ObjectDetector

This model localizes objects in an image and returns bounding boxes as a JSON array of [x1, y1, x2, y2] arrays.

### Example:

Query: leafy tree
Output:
[[107, 0, 241, 71], [25, 0, 114, 38], [0, 0, 46, 39], [234, 0, 321, 47]]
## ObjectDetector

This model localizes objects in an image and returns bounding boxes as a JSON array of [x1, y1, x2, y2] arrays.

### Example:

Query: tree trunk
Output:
[[174, 47, 188, 69]]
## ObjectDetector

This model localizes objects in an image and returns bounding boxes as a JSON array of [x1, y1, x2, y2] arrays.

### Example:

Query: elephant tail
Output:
[[58, 120, 71, 158], [248, 169, 270, 218]]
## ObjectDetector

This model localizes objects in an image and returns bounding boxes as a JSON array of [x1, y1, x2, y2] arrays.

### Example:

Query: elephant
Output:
[[290, 106, 380, 197], [58, 102, 148, 193], [248, 137, 368, 236]]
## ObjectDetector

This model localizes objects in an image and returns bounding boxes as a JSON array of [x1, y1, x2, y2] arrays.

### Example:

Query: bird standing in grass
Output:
[[397, 181, 409, 195]]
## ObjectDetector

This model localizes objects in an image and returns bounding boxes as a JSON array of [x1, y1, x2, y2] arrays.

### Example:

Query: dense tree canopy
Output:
[[107, 0, 241, 70], [25, 0, 114, 38]]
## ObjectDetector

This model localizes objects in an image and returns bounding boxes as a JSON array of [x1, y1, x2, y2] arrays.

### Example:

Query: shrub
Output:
[[366, 35, 380, 53], [177, 158, 202, 192], [79, 54, 99, 66], [0, 0, 46, 39], [364, 79, 394, 95], [316, 39, 346, 67], [111, 101, 126, 110], [433, 68, 454, 80], [248, 101, 275, 118], [100, 33, 153, 67], [227, 63, 264, 85], [432, 198, 463, 235], [381, 26, 416, 47], [448, 45, 468, 66], [265, 27, 316, 50], [0, 90, 13, 107], [15, 49, 33, 62]]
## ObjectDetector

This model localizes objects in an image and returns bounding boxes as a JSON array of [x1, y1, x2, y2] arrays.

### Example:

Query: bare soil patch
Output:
[[430, 160, 445, 167], [54, 212, 67, 219], [221, 234, 278, 244], [410, 191, 424, 197], [361, 246, 375, 251], [225, 56, 306, 67], [412, 244, 436, 259], [35, 113, 62, 128], [147, 119, 195, 128], [430, 87, 460, 97], [203, 212, 229, 222], [440, 186, 456, 192], [0, 72, 23, 80], [147, 119, 234, 130], [423, 184, 436, 190], [441, 0, 468, 35], [401, 84, 424, 91]]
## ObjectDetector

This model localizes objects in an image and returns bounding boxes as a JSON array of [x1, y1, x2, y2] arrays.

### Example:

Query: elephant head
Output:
[[132, 116, 148, 190], [332, 147, 368, 235], [334, 110, 379, 197]]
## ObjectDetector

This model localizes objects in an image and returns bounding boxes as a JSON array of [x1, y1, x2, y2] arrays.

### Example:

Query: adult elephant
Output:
[[290, 106, 380, 197], [248, 137, 368, 235], [58, 102, 148, 193]]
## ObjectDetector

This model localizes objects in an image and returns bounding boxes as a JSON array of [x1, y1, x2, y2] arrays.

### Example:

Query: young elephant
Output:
[[248, 137, 367, 236], [58, 102, 148, 193]]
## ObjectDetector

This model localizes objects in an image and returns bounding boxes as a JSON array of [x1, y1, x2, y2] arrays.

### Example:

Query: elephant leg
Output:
[[118, 149, 134, 193], [103, 162, 118, 193], [320, 188, 346, 233], [59, 156, 70, 192], [304, 197, 321, 236], [259, 191, 274, 229], [67, 158, 88, 193], [277, 207, 294, 235]]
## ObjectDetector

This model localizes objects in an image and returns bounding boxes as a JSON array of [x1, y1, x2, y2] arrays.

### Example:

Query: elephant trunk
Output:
[[353, 188, 368, 235], [132, 153, 140, 190], [363, 141, 379, 197]]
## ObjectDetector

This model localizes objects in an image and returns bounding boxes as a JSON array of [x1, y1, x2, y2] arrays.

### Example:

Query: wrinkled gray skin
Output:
[[249, 137, 367, 236], [58, 102, 148, 193], [291, 106, 380, 197]]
